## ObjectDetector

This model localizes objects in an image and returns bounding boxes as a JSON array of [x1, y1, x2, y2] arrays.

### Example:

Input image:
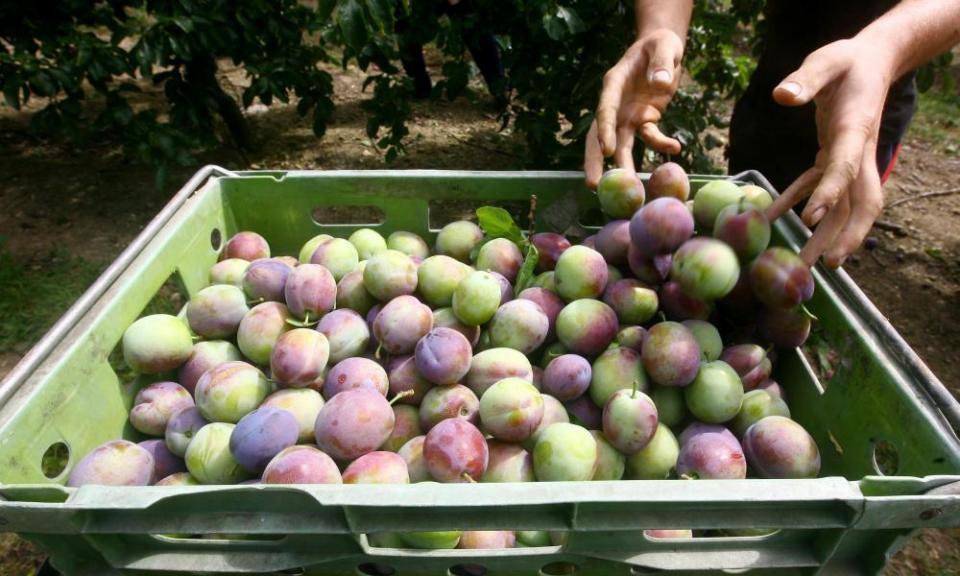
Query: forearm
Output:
[[857, 0, 960, 81], [635, 0, 693, 41]]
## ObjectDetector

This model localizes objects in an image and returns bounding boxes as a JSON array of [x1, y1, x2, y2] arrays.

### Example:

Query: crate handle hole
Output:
[[449, 564, 487, 576], [540, 562, 579, 576], [630, 568, 662, 575], [313, 206, 385, 226], [210, 228, 222, 251], [276, 569, 305, 576], [41, 441, 70, 479], [356, 563, 396, 576], [872, 439, 900, 476]]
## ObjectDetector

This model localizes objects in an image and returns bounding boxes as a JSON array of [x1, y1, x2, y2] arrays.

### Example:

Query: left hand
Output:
[[765, 38, 894, 268]]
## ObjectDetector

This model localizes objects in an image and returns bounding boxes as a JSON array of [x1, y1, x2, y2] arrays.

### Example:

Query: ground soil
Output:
[[0, 55, 958, 575]]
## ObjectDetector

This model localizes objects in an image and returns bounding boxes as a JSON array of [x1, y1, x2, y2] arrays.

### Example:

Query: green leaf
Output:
[[514, 244, 540, 296], [338, 0, 368, 51], [3, 80, 22, 110], [543, 12, 565, 41], [556, 6, 586, 35], [476, 206, 525, 246], [317, 0, 337, 20]]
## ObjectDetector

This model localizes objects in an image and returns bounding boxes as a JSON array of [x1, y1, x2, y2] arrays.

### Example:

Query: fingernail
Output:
[[651, 69, 672, 84], [808, 206, 827, 225], [779, 81, 802, 97]]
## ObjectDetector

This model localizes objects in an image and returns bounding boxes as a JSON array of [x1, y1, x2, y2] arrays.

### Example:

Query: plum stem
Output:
[[631, 378, 639, 398], [527, 194, 538, 238], [461, 472, 477, 483], [389, 390, 415, 405], [679, 473, 698, 480], [799, 304, 819, 322], [247, 297, 265, 306], [658, 311, 667, 323], [375, 342, 383, 361]]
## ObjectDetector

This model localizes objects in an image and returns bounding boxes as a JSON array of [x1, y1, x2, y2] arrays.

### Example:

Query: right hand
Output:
[[585, 29, 685, 188]]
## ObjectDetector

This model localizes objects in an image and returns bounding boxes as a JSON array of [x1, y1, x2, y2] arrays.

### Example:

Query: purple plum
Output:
[[602, 387, 659, 455], [714, 202, 771, 260], [531, 232, 571, 272], [758, 306, 812, 349], [222, 231, 270, 261], [424, 418, 489, 483], [317, 309, 370, 363], [720, 344, 773, 391], [518, 287, 564, 340], [260, 388, 325, 443], [270, 328, 330, 389], [419, 384, 480, 431], [641, 322, 701, 387], [262, 445, 342, 484], [130, 381, 194, 436], [236, 301, 292, 365], [398, 435, 429, 482], [284, 263, 336, 323], [138, 439, 186, 483], [658, 281, 712, 321], [488, 300, 550, 354], [178, 340, 243, 394], [67, 440, 154, 487], [543, 354, 592, 401], [671, 238, 740, 301], [743, 416, 820, 478], [386, 355, 433, 406], [310, 238, 359, 281], [476, 238, 524, 283], [589, 346, 647, 407], [373, 295, 434, 355], [564, 394, 603, 430], [187, 284, 249, 338], [415, 327, 473, 385], [323, 357, 389, 399], [749, 248, 815, 309], [382, 405, 423, 452], [343, 451, 410, 484], [555, 299, 619, 357], [677, 430, 746, 480], [432, 307, 481, 347], [315, 389, 395, 461], [337, 269, 377, 316], [629, 197, 695, 259], [482, 441, 535, 482], [465, 348, 534, 398], [627, 246, 672, 285], [595, 220, 631, 267], [604, 279, 658, 325], [647, 162, 690, 202], [165, 407, 209, 457], [229, 408, 300, 474]]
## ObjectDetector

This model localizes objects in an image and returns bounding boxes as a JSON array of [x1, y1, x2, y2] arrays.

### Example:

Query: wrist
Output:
[[852, 25, 905, 83]]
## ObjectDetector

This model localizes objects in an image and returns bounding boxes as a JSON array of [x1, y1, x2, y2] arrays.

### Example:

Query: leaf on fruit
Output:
[[476, 206, 526, 246], [514, 244, 539, 297]]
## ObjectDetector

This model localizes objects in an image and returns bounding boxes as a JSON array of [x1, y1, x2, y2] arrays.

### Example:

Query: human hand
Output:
[[585, 29, 685, 188], [766, 39, 895, 268]]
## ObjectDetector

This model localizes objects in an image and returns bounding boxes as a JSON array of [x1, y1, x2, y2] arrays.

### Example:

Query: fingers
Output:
[[799, 192, 851, 267], [772, 43, 850, 107], [597, 46, 641, 157], [644, 34, 682, 91], [639, 122, 681, 155], [802, 124, 869, 226], [584, 120, 605, 189], [614, 124, 637, 174], [823, 147, 884, 267], [765, 167, 821, 221]]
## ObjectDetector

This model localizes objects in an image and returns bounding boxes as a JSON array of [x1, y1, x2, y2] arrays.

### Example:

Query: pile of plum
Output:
[[66, 165, 821, 547]]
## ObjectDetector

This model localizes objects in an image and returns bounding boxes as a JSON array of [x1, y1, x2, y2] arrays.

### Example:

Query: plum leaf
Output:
[[514, 244, 540, 297], [476, 206, 526, 247]]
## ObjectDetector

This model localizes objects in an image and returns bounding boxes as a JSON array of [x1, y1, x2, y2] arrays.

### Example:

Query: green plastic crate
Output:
[[2, 166, 960, 576]]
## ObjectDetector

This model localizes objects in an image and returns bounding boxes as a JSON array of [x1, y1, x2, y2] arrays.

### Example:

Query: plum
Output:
[[629, 197, 695, 259], [415, 327, 473, 385], [604, 279, 658, 325], [516, 531, 552, 547], [156, 472, 200, 486], [349, 228, 388, 260], [237, 301, 292, 365], [187, 285, 249, 338], [682, 320, 723, 362], [373, 295, 433, 355], [229, 408, 299, 474], [523, 394, 570, 451], [591, 430, 626, 480], [67, 440, 155, 487], [364, 249, 419, 301], [678, 422, 739, 448], [531, 232, 571, 272], [310, 238, 359, 281], [138, 439, 186, 483], [743, 416, 820, 478], [388, 231, 430, 260], [300, 234, 334, 263], [539, 341, 568, 368], [178, 340, 243, 394], [625, 423, 679, 479], [543, 354, 591, 401], [165, 407, 209, 457], [194, 361, 271, 423], [343, 451, 410, 484], [554, 246, 609, 301], [242, 258, 293, 303], [597, 168, 645, 218], [223, 231, 270, 261], [317, 309, 370, 363], [432, 307, 481, 347], [714, 202, 771, 260], [671, 238, 740, 301], [648, 162, 690, 201], [476, 238, 524, 283], [452, 271, 502, 326], [741, 184, 773, 210], [731, 390, 791, 437], [685, 361, 744, 424], [720, 344, 773, 391], [488, 300, 550, 354], [717, 272, 762, 323], [261, 388, 324, 443], [398, 435, 430, 482], [556, 299, 619, 356], [595, 220, 631, 267], [489, 271, 514, 304], [315, 388, 395, 461], [123, 314, 193, 373], [436, 220, 483, 262], [419, 384, 480, 431], [531, 271, 557, 292], [209, 258, 250, 288], [465, 348, 534, 397], [602, 385, 659, 455], [758, 306, 812, 349], [418, 255, 472, 308], [386, 355, 432, 406], [480, 377, 544, 442], [565, 394, 602, 430], [323, 357, 389, 398], [607, 264, 624, 286], [284, 264, 336, 323], [337, 270, 377, 316], [646, 529, 693, 539], [262, 445, 342, 484], [533, 423, 597, 481], [658, 281, 712, 321], [616, 326, 647, 352], [424, 418, 489, 482], [627, 247, 672, 286], [749, 248, 814, 309], [185, 423, 248, 484], [531, 366, 544, 390], [482, 441, 535, 482], [459, 531, 516, 549], [400, 530, 462, 549], [382, 405, 423, 452], [270, 329, 330, 389], [692, 180, 745, 230], [518, 287, 564, 340], [677, 430, 746, 479], [641, 322, 701, 387], [589, 346, 647, 407], [130, 381, 194, 436], [757, 379, 785, 400], [651, 386, 687, 428]]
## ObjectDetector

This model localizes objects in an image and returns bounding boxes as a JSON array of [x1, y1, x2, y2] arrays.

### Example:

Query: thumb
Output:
[[645, 34, 683, 90], [773, 48, 845, 106]]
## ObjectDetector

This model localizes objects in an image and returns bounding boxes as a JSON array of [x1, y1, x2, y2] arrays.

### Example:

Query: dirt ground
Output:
[[1, 54, 959, 574]]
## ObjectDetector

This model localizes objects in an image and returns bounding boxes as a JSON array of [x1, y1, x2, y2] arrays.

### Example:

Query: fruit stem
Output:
[[799, 304, 819, 322], [461, 473, 477, 484], [631, 378, 638, 398], [375, 342, 383, 361], [527, 194, 538, 238], [390, 390, 415, 405], [658, 311, 667, 323], [679, 473, 698, 481]]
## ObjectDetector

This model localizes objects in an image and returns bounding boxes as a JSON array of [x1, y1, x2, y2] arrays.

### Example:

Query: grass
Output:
[[908, 90, 960, 153]]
